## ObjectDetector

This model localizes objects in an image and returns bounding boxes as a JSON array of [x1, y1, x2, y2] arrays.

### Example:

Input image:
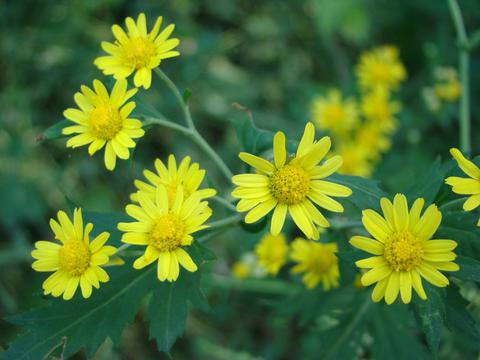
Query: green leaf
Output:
[[4, 265, 157, 360], [230, 113, 274, 155], [405, 158, 447, 205], [336, 249, 364, 265], [329, 174, 387, 211], [412, 284, 446, 358], [182, 88, 192, 103], [83, 211, 130, 248], [38, 120, 70, 141], [239, 216, 268, 233], [453, 256, 480, 282], [146, 270, 208, 353], [444, 284, 480, 348]]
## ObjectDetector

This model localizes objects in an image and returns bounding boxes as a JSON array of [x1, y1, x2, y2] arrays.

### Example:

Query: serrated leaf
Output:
[[412, 284, 446, 358], [405, 158, 448, 205], [3, 265, 157, 360], [453, 256, 480, 282], [39, 120, 70, 141], [146, 270, 208, 353]]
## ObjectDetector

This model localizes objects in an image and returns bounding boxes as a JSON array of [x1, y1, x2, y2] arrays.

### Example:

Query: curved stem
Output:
[[154, 68, 234, 180], [211, 196, 237, 212], [447, 0, 471, 153], [144, 116, 192, 135], [207, 214, 241, 229], [115, 243, 131, 254]]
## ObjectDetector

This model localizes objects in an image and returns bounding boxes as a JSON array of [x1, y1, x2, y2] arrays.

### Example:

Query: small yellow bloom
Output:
[[232, 122, 352, 240], [254, 233, 289, 275], [95, 13, 180, 89], [433, 67, 461, 102], [231, 252, 266, 279], [62, 79, 144, 171], [290, 238, 340, 290], [350, 194, 459, 304], [118, 185, 211, 282], [361, 87, 400, 132], [131, 155, 216, 204], [311, 89, 359, 137], [356, 45, 406, 91], [232, 261, 251, 279], [333, 142, 374, 178], [355, 121, 391, 160], [31, 208, 117, 300], [446, 148, 480, 212]]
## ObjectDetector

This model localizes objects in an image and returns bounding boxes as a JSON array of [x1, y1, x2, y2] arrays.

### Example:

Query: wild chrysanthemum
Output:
[[354, 122, 392, 161], [254, 233, 289, 275], [333, 142, 374, 178], [311, 89, 358, 138], [62, 79, 144, 171], [232, 122, 352, 240], [118, 185, 211, 282], [446, 148, 480, 212], [94, 13, 180, 89], [131, 155, 216, 204], [350, 194, 459, 304], [361, 88, 400, 132], [31, 208, 117, 300], [290, 238, 340, 290], [356, 45, 406, 91]]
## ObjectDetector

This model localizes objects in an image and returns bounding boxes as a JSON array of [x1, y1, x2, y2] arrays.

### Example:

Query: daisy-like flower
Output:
[[356, 45, 406, 91], [232, 123, 351, 240], [62, 79, 144, 171], [333, 142, 374, 178], [94, 13, 180, 89], [350, 194, 459, 304], [445, 148, 480, 213], [254, 233, 289, 275], [311, 89, 359, 138], [31, 208, 117, 300], [290, 238, 340, 290], [361, 87, 400, 132], [118, 185, 211, 282], [131, 155, 216, 204]]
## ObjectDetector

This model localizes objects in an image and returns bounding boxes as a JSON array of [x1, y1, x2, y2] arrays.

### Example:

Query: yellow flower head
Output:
[[290, 238, 340, 290], [31, 208, 117, 300], [95, 13, 180, 89], [446, 148, 480, 212], [254, 233, 289, 275], [232, 261, 251, 279], [361, 87, 400, 132], [62, 79, 144, 171], [333, 142, 374, 178], [350, 194, 459, 304], [131, 155, 217, 204], [118, 185, 211, 282], [231, 252, 266, 279], [356, 45, 406, 91], [232, 122, 352, 240], [355, 121, 392, 161], [433, 67, 462, 102], [311, 89, 359, 137]]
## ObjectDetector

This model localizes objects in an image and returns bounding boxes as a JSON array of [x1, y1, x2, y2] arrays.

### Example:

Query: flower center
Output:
[[89, 103, 122, 140], [384, 231, 424, 271], [150, 214, 185, 252], [58, 241, 91, 276], [122, 37, 157, 69], [371, 63, 391, 83], [269, 164, 310, 205]]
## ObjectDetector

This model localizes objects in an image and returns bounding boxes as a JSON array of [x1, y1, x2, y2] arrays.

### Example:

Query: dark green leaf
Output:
[[405, 158, 447, 205], [336, 250, 364, 265], [83, 211, 130, 248], [330, 174, 387, 211], [39, 120, 70, 141], [453, 256, 480, 282], [412, 284, 446, 358], [182, 88, 192, 103], [239, 216, 268, 233]]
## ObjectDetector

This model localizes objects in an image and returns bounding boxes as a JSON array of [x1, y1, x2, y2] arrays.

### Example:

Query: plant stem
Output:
[[447, 0, 471, 153], [143, 116, 192, 135], [154, 68, 234, 180], [211, 195, 237, 212], [207, 214, 241, 229], [115, 243, 131, 254]]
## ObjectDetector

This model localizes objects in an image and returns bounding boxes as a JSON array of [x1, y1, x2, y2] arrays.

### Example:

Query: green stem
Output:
[[143, 116, 192, 135], [154, 68, 234, 181], [211, 195, 236, 212], [447, 0, 471, 153], [207, 214, 241, 229]]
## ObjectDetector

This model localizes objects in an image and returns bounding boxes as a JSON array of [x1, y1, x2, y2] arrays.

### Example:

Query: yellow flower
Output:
[[433, 67, 461, 102], [231, 252, 266, 279], [311, 89, 359, 137], [232, 122, 352, 240], [118, 185, 211, 282], [94, 13, 180, 89], [31, 208, 117, 300], [361, 87, 400, 132], [333, 142, 374, 178], [62, 79, 144, 171], [254, 233, 289, 275], [350, 194, 459, 304], [232, 261, 251, 279], [290, 238, 340, 290], [131, 155, 216, 204], [354, 121, 392, 161], [356, 45, 406, 91], [446, 148, 480, 212]]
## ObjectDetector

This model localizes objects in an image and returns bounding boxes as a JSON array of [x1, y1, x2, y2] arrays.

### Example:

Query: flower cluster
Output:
[[423, 66, 462, 112], [311, 45, 405, 177]]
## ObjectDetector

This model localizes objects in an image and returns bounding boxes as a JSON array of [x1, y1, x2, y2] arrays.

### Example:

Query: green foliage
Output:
[[40, 119, 70, 141]]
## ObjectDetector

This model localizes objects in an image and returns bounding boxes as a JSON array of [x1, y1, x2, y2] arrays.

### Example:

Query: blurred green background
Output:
[[1, 0, 479, 358]]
